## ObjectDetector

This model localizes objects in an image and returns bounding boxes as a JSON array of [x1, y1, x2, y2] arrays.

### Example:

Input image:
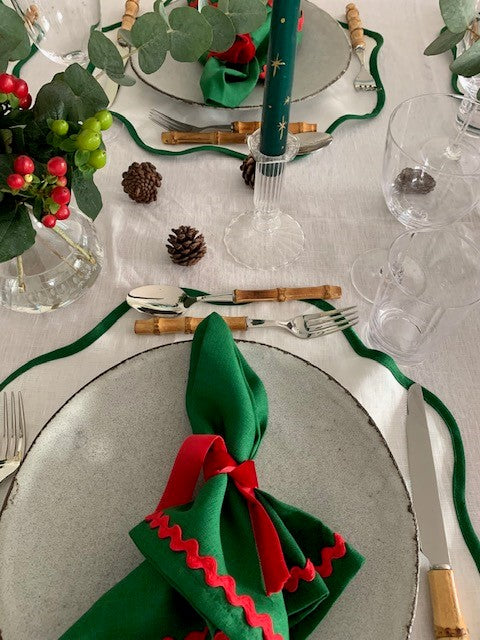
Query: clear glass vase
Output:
[[0, 208, 103, 313]]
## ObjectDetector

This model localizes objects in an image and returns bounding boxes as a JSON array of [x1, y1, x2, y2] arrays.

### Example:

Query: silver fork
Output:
[[135, 306, 359, 339], [0, 392, 26, 483], [346, 3, 377, 91], [149, 109, 229, 133]]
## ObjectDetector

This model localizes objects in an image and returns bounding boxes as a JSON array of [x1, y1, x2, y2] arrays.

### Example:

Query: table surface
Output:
[[1, 0, 479, 638]]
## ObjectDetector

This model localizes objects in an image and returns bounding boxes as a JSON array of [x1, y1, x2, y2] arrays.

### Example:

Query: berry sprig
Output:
[[47, 109, 112, 172], [0, 73, 32, 111], [4, 153, 71, 228]]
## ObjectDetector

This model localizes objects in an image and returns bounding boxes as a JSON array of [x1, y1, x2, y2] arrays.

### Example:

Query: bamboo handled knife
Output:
[[406, 384, 469, 639]]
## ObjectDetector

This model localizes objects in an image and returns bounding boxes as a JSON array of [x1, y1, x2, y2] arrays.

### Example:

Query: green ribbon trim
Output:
[[11, 21, 385, 161], [1, 293, 479, 575]]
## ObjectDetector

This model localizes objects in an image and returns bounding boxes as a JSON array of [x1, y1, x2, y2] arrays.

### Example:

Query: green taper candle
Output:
[[260, 0, 302, 156]]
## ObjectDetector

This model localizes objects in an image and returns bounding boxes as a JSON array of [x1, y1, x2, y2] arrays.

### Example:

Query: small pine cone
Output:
[[166, 226, 207, 266], [121, 161, 162, 203], [394, 167, 436, 195], [240, 155, 255, 188]]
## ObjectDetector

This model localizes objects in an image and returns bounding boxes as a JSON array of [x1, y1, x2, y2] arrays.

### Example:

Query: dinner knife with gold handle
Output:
[[406, 384, 470, 640]]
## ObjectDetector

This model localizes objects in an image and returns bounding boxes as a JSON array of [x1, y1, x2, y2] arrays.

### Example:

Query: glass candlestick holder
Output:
[[224, 130, 304, 270]]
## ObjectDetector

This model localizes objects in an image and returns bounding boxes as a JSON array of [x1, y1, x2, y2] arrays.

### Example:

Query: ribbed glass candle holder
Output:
[[224, 130, 304, 270]]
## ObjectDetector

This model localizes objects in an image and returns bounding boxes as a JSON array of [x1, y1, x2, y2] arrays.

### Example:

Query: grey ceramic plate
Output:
[[0, 341, 418, 640], [130, 1, 352, 109]]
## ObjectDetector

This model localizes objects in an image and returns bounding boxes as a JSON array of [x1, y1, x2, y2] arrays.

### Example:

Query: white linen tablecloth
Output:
[[1, 0, 479, 637]]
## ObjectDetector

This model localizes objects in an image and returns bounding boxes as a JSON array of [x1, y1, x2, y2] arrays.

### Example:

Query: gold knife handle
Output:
[[232, 121, 317, 134], [119, 0, 139, 43], [134, 316, 248, 334], [233, 286, 342, 303], [162, 131, 247, 145], [428, 568, 470, 639], [346, 3, 365, 49]]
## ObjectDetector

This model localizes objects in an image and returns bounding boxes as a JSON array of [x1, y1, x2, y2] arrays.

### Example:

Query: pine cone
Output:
[[394, 167, 436, 195], [166, 226, 206, 266], [121, 161, 162, 203], [240, 155, 255, 188]]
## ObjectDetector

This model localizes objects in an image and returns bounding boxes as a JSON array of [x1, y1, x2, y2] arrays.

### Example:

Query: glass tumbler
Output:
[[11, 0, 101, 66], [367, 228, 480, 365]]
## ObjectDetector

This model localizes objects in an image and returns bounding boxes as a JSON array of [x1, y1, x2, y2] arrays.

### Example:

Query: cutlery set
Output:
[[127, 283, 358, 339], [0, 392, 26, 485]]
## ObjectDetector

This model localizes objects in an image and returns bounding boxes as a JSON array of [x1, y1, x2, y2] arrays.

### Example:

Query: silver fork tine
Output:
[[300, 306, 357, 323], [306, 310, 358, 330], [309, 315, 359, 334], [17, 392, 25, 459], [310, 319, 359, 337], [10, 392, 16, 459], [2, 393, 7, 460]]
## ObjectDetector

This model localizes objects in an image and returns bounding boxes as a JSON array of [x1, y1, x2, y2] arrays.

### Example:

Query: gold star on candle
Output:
[[280, 17, 286, 23], [271, 54, 286, 77], [284, 95, 290, 105], [278, 116, 287, 140]]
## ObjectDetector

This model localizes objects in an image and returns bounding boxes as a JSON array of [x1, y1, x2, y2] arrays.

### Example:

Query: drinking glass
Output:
[[351, 93, 480, 302], [366, 228, 480, 365], [11, 0, 101, 66]]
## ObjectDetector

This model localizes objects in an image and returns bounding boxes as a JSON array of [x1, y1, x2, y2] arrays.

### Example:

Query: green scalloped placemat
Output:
[[1, 294, 479, 577], [12, 21, 385, 161]]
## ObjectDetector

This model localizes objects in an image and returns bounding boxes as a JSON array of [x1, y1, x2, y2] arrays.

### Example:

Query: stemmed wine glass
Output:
[[11, 0, 101, 66], [351, 93, 480, 303]]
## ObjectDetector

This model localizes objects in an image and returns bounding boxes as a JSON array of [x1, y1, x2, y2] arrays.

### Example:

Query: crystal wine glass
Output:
[[11, 0, 101, 66], [351, 93, 480, 302]]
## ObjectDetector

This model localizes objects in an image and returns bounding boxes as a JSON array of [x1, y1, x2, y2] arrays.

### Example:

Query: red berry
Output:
[[13, 155, 34, 175], [13, 78, 28, 99], [55, 204, 70, 220], [18, 93, 32, 109], [47, 156, 67, 177], [7, 173, 25, 190], [41, 214, 57, 228], [51, 186, 70, 205], [0, 73, 15, 94], [56, 176, 67, 187]]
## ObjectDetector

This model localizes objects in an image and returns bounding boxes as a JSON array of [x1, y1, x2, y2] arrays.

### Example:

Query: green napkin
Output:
[[60, 313, 363, 640]]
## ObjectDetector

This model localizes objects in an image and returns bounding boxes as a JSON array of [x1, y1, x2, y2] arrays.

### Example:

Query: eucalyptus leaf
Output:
[[217, 0, 267, 35], [0, 202, 36, 263], [72, 170, 102, 219], [33, 197, 43, 219], [202, 5, 236, 52], [58, 138, 78, 152], [88, 30, 124, 75], [131, 13, 169, 73], [153, 0, 169, 24], [75, 149, 91, 167], [34, 64, 108, 123], [440, 0, 476, 33], [117, 28, 134, 46], [424, 28, 465, 55], [169, 6, 213, 62], [0, 4, 31, 62], [450, 38, 480, 75], [0, 58, 8, 73], [106, 71, 136, 86]]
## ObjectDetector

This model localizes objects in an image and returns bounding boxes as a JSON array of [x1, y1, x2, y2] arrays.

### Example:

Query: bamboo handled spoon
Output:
[[127, 284, 342, 317]]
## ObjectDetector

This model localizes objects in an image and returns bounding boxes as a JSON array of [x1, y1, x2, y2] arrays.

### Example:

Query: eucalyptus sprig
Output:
[[425, 0, 480, 98], [88, 0, 268, 87]]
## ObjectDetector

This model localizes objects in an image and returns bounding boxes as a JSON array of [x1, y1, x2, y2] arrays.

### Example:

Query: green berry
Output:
[[76, 129, 101, 151], [81, 117, 101, 133], [94, 109, 113, 131], [50, 119, 69, 136], [88, 149, 107, 170]]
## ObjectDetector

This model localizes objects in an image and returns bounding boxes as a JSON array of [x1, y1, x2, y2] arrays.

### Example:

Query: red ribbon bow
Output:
[[151, 434, 290, 595]]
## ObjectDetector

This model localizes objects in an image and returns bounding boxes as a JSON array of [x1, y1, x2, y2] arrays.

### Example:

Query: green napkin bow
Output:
[[61, 313, 363, 640]]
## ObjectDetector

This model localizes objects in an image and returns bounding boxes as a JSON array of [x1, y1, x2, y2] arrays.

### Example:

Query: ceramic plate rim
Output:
[[130, 0, 352, 110], [0, 339, 419, 639]]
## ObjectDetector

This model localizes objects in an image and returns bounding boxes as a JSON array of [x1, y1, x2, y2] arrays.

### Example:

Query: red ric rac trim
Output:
[[284, 533, 347, 592], [315, 533, 347, 578], [147, 511, 283, 640]]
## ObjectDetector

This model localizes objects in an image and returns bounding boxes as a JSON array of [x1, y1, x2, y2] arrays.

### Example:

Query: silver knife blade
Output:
[[406, 383, 450, 567]]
